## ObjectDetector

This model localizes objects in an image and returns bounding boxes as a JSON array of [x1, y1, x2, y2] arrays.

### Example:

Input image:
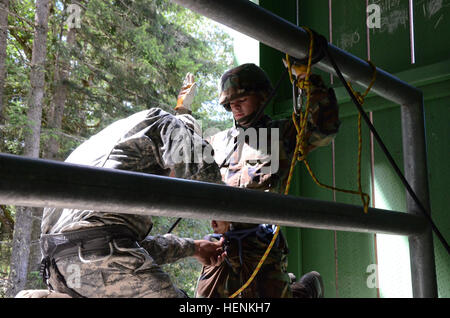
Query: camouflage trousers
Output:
[[195, 230, 292, 298], [50, 242, 187, 298]]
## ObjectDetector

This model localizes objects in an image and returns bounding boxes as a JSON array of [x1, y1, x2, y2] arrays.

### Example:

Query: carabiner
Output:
[[78, 242, 114, 264], [293, 79, 303, 115]]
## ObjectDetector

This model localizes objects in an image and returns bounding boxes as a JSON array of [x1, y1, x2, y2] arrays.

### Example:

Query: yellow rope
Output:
[[346, 60, 377, 105], [346, 60, 377, 213], [299, 60, 377, 213], [228, 27, 315, 299], [285, 27, 315, 193]]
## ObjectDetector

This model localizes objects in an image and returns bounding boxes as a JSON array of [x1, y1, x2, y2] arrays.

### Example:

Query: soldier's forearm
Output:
[[140, 234, 196, 265]]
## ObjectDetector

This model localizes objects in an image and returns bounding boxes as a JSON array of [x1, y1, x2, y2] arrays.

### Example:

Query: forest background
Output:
[[0, 0, 235, 298]]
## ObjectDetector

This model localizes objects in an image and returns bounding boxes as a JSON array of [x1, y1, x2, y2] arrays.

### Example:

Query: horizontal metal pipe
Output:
[[0, 153, 427, 236], [170, 0, 422, 105]]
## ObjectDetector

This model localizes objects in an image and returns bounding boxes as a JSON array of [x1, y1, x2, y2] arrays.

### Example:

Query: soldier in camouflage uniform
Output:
[[193, 63, 340, 298], [39, 75, 226, 298]]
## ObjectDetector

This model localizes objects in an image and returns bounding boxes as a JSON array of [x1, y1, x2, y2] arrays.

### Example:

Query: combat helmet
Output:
[[219, 63, 273, 111]]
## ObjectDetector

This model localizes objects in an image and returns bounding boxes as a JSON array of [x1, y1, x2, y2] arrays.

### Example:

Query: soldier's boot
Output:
[[298, 271, 324, 298], [291, 271, 324, 298]]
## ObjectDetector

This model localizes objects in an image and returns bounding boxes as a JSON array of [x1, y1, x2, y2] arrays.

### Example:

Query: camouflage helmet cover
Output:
[[219, 63, 273, 111]]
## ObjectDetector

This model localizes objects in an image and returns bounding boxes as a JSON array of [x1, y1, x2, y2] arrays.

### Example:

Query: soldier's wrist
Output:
[[174, 106, 192, 115]]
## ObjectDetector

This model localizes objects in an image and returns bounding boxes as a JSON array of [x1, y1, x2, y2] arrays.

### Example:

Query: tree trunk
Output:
[[29, 20, 78, 283], [5, 207, 33, 297], [44, 26, 76, 160], [25, 207, 44, 289], [0, 0, 8, 121], [7, 0, 50, 298], [23, 0, 50, 158]]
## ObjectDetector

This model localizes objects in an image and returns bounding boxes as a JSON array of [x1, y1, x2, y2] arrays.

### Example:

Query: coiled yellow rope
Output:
[[289, 59, 377, 214], [284, 26, 315, 196]]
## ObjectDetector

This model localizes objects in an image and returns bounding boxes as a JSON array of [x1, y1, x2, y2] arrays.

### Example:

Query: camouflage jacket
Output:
[[209, 82, 339, 229], [209, 115, 295, 195], [41, 108, 222, 243]]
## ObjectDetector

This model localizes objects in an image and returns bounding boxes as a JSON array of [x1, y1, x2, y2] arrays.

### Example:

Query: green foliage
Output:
[[26, 271, 47, 290], [2, 100, 28, 154], [1, 0, 234, 159], [151, 216, 213, 297]]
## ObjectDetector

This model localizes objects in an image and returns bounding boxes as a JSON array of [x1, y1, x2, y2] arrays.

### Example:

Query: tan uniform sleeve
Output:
[[139, 234, 196, 265]]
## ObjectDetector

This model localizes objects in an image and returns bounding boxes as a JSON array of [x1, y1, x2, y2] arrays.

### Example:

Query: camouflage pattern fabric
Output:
[[40, 108, 222, 298], [208, 115, 297, 194], [302, 74, 340, 149], [195, 231, 291, 298], [52, 235, 194, 298], [139, 234, 197, 265], [210, 74, 339, 194], [42, 108, 222, 240]]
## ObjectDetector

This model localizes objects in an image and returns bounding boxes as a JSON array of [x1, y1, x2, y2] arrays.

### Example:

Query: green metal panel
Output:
[[282, 163, 303, 279], [332, 0, 367, 59], [297, 145, 338, 298], [282, 225, 303, 279], [424, 96, 450, 298], [259, 0, 297, 116], [301, 229, 338, 297], [297, 0, 332, 87], [413, 0, 450, 67], [369, 0, 412, 72], [333, 111, 377, 298], [297, 0, 330, 36]]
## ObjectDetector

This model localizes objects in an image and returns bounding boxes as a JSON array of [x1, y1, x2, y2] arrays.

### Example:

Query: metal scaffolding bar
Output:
[[0, 153, 427, 236], [169, 0, 437, 297]]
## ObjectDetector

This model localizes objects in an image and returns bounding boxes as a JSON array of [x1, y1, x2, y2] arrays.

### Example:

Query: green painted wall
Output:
[[259, 0, 450, 298]]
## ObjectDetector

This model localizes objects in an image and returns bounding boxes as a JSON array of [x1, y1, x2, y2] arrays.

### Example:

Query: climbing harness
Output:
[[223, 224, 283, 268]]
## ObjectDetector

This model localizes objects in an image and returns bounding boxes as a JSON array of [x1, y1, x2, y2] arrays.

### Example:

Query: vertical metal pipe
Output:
[[401, 98, 437, 297]]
